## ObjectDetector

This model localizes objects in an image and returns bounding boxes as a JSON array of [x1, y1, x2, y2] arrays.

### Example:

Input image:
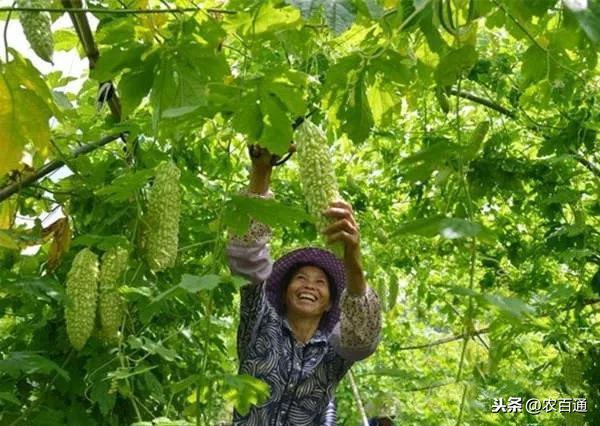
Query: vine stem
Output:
[[196, 166, 234, 424], [3, 2, 14, 62], [119, 350, 142, 422], [0, 133, 124, 202], [0, 6, 237, 14], [348, 369, 369, 426], [453, 73, 480, 426]]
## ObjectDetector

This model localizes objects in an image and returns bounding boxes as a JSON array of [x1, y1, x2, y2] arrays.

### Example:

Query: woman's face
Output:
[[284, 265, 332, 320]]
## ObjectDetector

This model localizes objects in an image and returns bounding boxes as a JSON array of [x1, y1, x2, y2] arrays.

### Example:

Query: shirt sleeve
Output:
[[330, 286, 381, 362], [227, 219, 273, 285]]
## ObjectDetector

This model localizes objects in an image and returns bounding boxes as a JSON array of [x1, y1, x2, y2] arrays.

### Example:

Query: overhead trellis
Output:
[[1, 0, 600, 425]]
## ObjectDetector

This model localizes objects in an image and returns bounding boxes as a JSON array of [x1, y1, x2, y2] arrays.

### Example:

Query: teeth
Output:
[[298, 293, 316, 301]]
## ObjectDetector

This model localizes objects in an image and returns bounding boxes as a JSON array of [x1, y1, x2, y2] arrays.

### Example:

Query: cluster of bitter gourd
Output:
[[65, 247, 128, 349], [295, 120, 344, 255], [17, 0, 54, 63], [144, 161, 181, 272]]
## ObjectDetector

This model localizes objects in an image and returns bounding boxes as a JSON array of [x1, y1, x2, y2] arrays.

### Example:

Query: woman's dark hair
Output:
[[280, 262, 337, 307]]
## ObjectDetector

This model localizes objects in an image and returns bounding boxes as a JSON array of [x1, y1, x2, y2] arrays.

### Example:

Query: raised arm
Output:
[[324, 200, 382, 361], [226, 145, 275, 285]]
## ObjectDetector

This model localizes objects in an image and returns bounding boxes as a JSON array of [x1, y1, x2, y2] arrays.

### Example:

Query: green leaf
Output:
[[400, 140, 459, 165], [564, 0, 600, 43], [261, 69, 309, 116], [367, 80, 396, 126], [91, 44, 148, 81], [259, 93, 294, 155], [0, 80, 51, 176], [369, 51, 415, 86], [323, 54, 373, 143], [434, 45, 478, 86], [339, 70, 374, 144], [232, 91, 263, 141], [108, 365, 158, 380], [90, 379, 116, 416], [119, 64, 155, 118], [127, 336, 179, 362], [482, 294, 536, 320], [223, 373, 270, 416], [287, 0, 357, 34], [5, 50, 60, 117], [150, 43, 229, 131], [179, 274, 221, 293], [94, 170, 153, 203], [0, 392, 20, 405], [232, 1, 302, 36], [171, 373, 202, 394], [0, 352, 69, 380], [53, 29, 79, 52], [521, 45, 547, 83], [0, 230, 19, 250], [225, 195, 311, 235], [323, 54, 362, 111], [394, 216, 496, 242]]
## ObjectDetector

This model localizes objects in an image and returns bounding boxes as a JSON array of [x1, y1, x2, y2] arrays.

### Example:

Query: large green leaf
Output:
[[339, 70, 374, 144], [434, 45, 478, 86], [223, 374, 270, 416], [322, 54, 374, 143], [179, 274, 221, 293], [0, 352, 69, 380], [286, 0, 357, 34], [394, 216, 496, 242], [0, 74, 51, 176], [150, 42, 229, 130], [230, 1, 302, 36], [90, 44, 149, 81], [224, 195, 311, 235], [564, 0, 600, 43], [231, 69, 308, 155]]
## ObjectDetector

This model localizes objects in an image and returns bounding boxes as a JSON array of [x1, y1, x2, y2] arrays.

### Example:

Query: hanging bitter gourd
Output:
[[98, 246, 128, 344], [65, 248, 99, 350], [17, 0, 54, 63], [295, 120, 344, 255], [144, 161, 181, 271]]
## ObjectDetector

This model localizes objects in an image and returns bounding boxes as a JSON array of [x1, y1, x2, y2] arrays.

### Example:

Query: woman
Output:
[[227, 147, 382, 425]]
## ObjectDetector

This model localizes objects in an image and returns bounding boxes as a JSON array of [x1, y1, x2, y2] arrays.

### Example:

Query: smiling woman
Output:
[[226, 147, 382, 425]]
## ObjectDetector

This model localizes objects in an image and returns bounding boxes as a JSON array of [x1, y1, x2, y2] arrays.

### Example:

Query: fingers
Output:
[[325, 230, 359, 248], [328, 199, 353, 212], [323, 206, 358, 229], [323, 218, 358, 237]]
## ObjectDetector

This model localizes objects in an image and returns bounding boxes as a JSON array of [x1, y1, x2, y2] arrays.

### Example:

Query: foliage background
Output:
[[1, 0, 600, 425]]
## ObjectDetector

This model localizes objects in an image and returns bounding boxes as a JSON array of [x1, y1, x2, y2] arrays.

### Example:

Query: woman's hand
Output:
[[247, 144, 296, 194], [247, 145, 274, 195], [322, 200, 366, 295]]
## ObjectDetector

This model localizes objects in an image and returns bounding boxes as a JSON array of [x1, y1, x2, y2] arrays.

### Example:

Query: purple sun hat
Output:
[[266, 246, 346, 335]]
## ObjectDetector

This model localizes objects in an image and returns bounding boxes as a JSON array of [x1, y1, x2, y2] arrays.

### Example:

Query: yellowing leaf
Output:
[[0, 54, 56, 176], [0, 198, 17, 229], [44, 217, 72, 271], [0, 230, 19, 250], [229, 1, 301, 37]]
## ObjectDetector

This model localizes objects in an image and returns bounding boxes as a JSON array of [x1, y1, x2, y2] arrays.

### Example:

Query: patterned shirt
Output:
[[227, 220, 382, 425]]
